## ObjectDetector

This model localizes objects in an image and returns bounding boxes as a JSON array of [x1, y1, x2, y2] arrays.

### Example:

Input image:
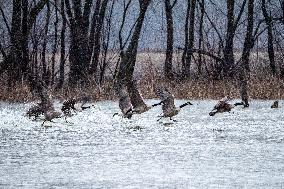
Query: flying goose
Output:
[[114, 82, 134, 119], [209, 97, 244, 116], [42, 101, 62, 126], [26, 74, 62, 125], [26, 76, 51, 120], [26, 102, 45, 120], [271, 100, 278, 108], [156, 87, 193, 121], [127, 80, 163, 114], [61, 96, 92, 121]]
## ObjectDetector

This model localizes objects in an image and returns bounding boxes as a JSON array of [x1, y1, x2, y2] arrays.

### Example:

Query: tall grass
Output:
[[1, 52, 284, 102], [0, 73, 283, 102]]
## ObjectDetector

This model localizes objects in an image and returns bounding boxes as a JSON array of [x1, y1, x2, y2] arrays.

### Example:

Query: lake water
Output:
[[0, 100, 283, 188]]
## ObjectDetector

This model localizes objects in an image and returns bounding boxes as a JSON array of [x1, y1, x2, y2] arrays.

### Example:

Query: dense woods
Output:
[[0, 0, 284, 102]]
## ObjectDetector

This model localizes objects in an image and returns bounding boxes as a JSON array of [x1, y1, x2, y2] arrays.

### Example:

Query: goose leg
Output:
[[170, 117, 177, 122], [65, 116, 68, 123], [157, 116, 163, 122]]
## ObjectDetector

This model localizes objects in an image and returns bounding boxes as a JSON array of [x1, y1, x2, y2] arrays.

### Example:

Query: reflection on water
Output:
[[0, 100, 284, 188]]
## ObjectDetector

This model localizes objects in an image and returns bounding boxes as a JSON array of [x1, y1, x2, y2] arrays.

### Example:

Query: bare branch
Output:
[[0, 5, 11, 35]]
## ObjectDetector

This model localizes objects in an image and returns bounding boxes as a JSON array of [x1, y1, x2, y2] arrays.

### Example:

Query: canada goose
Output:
[[76, 96, 92, 110], [114, 82, 133, 119], [26, 102, 45, 120], [127, 80, 163, 114], [42, 105, 62, 126], [271, 101, 278, 108], [61, 96, 92, 115], [209, 97, 244, 116], [40, 93, 62, 126], [26, 74, 62, 125], [26, 75, 51, 120], [60, 96, 92, 123], [61, 98, 77, 117], [156, 87, 193, 121]]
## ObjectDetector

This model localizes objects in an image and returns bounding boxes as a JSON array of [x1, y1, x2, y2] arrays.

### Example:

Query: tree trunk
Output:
[[223, 0, 235, 76], [181, 1, 190, 77], [41, 1, 50, 85], [51, 0, 59, 85], [65, 0, 92, 86], [89, 0, 109, 76], [164, 0, 176, 79], [182, 0, 196, 78], [99, 0, 115, 84], [197, 0, 204, 76], [116, 0, 151, 84], [7, 0, 23, 86], [261, 0, 276, 75], [239, 0, 254, 107], [57, 0, 66, 89]]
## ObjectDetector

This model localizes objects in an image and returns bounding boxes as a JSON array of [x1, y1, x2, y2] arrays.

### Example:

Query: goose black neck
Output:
[[179, 102, 192, 109]]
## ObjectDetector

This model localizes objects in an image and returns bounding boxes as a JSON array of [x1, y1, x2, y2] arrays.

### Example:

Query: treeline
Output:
[[0, 0, 284, 103]]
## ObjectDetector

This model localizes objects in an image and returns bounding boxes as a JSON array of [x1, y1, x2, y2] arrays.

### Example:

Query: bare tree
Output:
[[197, 0, 204, 76], [182, 0, 196, 78], [65, 0, 109, 86], [88, 0, 109, 76], [261, 0, 276, 75], [51, 0, 59, 85], [57, 0, 67, 89], [0, 0, 48, 87], [164, 0, 177, 79], [238, 0, 255, 107], [223, 0, 246, 76], [41, 1, 51, 85], [116, 0, 152, 84]]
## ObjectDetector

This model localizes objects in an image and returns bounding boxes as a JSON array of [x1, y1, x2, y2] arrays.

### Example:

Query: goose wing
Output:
[[115, 83, 133, 116], [214, 96, 229, 109], [156, 88, 176, 115], [127, 80, 147, 110]]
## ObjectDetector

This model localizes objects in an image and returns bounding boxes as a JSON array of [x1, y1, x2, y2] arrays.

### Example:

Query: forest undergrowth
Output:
[[0, 71, 283, 102]]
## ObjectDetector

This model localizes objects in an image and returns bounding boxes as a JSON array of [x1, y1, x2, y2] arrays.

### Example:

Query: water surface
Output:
[[0, 100, 283, 188]]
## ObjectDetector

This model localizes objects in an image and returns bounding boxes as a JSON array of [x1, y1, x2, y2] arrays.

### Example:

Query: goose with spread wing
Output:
[[27, 75, 62, 125], [114, 82, 134, 119], [156, 87, 193, 121], [127, 80, 163, 114], [209, 96, 244, 116], [61, 96, 92, 121]]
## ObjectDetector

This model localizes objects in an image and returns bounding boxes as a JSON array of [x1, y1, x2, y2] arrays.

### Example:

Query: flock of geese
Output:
[[25, 79, 280, 126]]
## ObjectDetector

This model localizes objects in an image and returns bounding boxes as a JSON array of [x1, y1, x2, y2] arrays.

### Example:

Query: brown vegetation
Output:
[[1, 66, 283, 102]]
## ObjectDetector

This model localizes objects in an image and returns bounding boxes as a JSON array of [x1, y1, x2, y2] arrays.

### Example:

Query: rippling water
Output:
[[0, 100, 284, 188]]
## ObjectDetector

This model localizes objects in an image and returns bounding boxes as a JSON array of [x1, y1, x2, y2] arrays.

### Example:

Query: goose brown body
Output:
[[156, 87, 192, 120], [209, 97, 243, 116]]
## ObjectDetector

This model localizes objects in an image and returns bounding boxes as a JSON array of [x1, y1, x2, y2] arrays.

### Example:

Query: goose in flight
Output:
[[42, 100, 62, 126], [114, 82, 134, 119], [156, 87, 193, 121], [61, 96, 92, 121], [209, 97, 244, 116], [26, 101, 45, 120], [26, 75, 51, 120], [28, 75, 62, 125], [127, 80, 163, 114]]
